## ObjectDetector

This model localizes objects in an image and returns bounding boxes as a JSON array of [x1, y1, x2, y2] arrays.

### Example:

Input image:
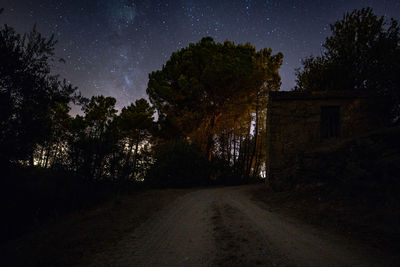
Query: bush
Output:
[[294, 127, 400, 198], [146, 140, 211, 188], [0, 164, 131, 242]]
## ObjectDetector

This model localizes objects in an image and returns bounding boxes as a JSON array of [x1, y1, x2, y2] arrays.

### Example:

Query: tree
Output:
[[0, 15, 79, 164], [67, 96, 118, 179], [147, 37, 283, 164], [35, 101, 72, 168], [118, 98, 154, 180], [295, 7, 400, 120]]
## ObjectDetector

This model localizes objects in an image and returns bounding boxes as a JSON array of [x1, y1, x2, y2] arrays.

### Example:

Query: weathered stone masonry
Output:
[[266, 91, 382, 190]]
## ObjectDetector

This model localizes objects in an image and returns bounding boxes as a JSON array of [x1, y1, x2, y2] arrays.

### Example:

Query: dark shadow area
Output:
[[255, 126, 400, 254], [0, 162, 139, 243]]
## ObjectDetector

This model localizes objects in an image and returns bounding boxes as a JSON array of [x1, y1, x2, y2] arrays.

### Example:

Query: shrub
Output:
[[146, 140, 211, 188]]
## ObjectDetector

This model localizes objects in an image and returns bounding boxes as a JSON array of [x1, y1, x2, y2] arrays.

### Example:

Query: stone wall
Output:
[[266, 91, 381, 190]]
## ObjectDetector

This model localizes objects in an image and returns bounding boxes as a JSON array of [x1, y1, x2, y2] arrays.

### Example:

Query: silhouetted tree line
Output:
[[1, 7, 399, 188], [0, 9, 155, 183], [1, 7, 282, 186], [3, 5, 399, 244]]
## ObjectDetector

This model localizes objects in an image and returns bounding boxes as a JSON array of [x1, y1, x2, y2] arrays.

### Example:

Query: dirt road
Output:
[[87, 185, 396, 266]]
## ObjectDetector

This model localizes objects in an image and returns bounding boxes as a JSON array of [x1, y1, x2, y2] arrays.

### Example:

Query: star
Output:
[[0, 0, 398, 110]]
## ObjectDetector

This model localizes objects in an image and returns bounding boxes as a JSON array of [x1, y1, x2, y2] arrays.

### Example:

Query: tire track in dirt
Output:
[[86, 190, 217, 266], [211, 201, 291, 266], [86, 185, 397, 267]]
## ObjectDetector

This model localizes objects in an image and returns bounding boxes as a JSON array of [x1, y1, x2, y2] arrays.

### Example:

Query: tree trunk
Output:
[[51, 143, 60, 168], [38, 145, 44, 167], [247, 102, 260, 179], [132, 134, 141, 180], [121, 139, 134, 179], [205, 117, 215, 162], [227, 131, 232, 165], [233, 133, 237, 168], [29, 150, 34, 167], [44, 145, 51, 168]]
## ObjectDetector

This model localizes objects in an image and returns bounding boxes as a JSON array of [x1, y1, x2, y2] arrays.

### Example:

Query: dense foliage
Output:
[[295, 8, 400, 121], [148, 37, 283, 181], [147, 140, 211, 188], [0, 15, 155, 182], [0, 18, 79, 164], [1, 9, 283, 186]]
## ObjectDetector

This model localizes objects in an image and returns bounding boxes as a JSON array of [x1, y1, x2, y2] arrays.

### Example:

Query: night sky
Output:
[[1, 0, 399, 109]]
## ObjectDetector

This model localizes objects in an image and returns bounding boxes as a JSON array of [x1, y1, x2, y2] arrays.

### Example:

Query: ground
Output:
[[3, 184, 398, 266]]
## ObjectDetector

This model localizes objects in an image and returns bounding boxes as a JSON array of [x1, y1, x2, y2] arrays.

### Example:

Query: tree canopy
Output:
[[147, 37, 283, 163], [295, 7, 400, 120], [1, 13, 283, 185], [0, 14, 156, 182], [0, 19, 79, 163]]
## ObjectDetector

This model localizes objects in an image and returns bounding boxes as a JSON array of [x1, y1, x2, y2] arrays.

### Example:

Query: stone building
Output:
[[266, 90, 383, 190]]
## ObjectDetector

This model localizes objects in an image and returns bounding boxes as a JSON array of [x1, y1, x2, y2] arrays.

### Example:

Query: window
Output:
[[320, 106, 340, 139]]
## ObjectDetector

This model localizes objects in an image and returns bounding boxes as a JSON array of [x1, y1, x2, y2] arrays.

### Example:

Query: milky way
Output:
[[1, 0, 399, 109]]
